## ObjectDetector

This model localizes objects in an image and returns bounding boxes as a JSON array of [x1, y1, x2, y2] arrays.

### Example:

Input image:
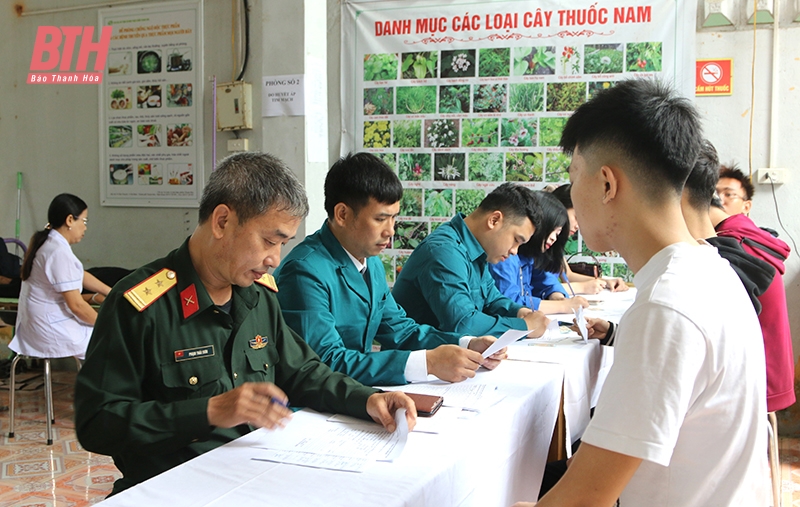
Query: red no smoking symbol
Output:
[[700, 62, 723, 85]]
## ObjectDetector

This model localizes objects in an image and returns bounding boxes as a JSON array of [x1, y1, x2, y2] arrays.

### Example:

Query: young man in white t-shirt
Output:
[[515, 79, 769, 507]]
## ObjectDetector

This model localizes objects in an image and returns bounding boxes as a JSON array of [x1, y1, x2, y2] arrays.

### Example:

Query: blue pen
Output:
[[271, 396, 289, 408], [560, 271, 576, 298]]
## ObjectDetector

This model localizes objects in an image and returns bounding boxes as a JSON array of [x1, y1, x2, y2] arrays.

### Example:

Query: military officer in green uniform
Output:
[[74, 152, 416, 496]]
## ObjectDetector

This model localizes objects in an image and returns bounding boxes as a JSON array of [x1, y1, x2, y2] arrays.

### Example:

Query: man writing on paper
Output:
[[274, 152, 505, 386], [75, 152, 416, 496], [515, 79, 768, 506], [393, 183, 550, 337]]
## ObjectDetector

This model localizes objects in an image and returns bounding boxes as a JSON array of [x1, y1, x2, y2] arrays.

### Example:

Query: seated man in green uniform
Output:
[[393, 183, 550, 337], [74, 152, 416, 496], [274, 152, 504, 386]]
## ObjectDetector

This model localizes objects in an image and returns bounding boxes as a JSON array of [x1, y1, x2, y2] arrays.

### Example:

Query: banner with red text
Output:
[[342, 0, 695, 284], [99, 0, 203, 207]]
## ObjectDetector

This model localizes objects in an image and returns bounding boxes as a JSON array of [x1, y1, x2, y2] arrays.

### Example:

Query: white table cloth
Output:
[[98, 360, 564, 507]]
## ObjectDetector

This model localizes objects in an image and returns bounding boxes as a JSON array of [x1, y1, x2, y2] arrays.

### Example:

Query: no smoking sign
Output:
[[696, 59, 733, 96]]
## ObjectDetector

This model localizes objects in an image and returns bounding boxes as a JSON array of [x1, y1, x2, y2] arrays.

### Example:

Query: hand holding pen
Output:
[[206, 382, 293, 430]]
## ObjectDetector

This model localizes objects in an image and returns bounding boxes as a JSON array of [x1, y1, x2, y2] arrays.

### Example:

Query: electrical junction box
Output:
[[756, 168, 787, 185], [216, 81, 252, 131], [227, 138, 249, 152]]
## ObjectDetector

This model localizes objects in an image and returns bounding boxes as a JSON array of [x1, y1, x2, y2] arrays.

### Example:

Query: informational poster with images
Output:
[[342, 0, 695, 283], [99, 0, 203, 207]]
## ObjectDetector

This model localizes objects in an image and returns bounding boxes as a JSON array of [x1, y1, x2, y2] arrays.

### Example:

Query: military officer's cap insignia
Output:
[[124, 269, 177, 312], [255, 273, 278, 292], [181, 284, 200, 319], [249, 334, 267, 349]]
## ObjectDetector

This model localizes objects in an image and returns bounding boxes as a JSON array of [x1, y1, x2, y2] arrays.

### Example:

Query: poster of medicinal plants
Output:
[[342, 0, 695, 284], [99, 0, 203, 207]]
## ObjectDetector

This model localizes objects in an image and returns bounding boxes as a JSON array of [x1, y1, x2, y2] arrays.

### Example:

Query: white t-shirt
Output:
[[582, 242, 769, 507], [10, 230, 92, 359]]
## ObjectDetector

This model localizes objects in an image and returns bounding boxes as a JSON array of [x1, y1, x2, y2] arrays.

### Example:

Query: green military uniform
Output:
[[75, 238, 377, 495]]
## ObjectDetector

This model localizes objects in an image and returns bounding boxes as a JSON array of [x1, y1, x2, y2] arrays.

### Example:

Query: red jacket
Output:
[[716, 214, 795, 412]]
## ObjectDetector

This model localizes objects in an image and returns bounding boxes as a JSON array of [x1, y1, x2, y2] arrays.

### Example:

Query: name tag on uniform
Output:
[[174, 345, 215, 362]]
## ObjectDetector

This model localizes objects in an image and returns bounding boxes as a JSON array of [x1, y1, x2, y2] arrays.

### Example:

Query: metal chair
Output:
[[768, 411, 781, 507], [7, 354, 81, 445]]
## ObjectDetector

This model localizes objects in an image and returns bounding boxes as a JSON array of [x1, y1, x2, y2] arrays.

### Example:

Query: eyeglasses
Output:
[[720, 191, 745, 202]]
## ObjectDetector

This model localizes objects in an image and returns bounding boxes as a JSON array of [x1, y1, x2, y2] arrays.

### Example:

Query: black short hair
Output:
[[550, 183, 573, 209], [199, 152, 308, 224], [519, 191, 570, 272], [684, 140, 720, 211], [476, 183, 542, 231], [324, 152, 403, 217], [560, 79, 702, 199], [719, 163, 755, 200]]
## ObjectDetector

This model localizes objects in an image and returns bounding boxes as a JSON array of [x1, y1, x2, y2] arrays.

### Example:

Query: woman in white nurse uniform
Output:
[[10, 194, 112, 360]]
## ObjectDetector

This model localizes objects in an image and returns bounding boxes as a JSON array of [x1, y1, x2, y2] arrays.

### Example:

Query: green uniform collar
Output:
[[450, 213, 487, 264], [171, 237, 259, 321]]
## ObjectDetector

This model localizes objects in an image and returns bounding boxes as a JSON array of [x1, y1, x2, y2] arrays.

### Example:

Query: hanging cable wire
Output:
[[747, 0, 758, 183], [766, 174, 799, 259], [231, 0, 237, 81], [235, 0, 249, 81]]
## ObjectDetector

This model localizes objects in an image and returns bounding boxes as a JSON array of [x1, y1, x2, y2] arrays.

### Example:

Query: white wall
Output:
[[0, 0, 265, 269], [695, 13, 800, 368]]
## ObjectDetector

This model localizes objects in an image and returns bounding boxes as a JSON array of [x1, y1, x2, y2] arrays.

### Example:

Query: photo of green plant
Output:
[[363, 120, 391, 148], [588, 81, 616, 99], [393, 120, 422, 148], [512, 46, 556, 76], [505, 152, 543, 182], [396, 86, 437, 115], [546, 82, 587, 112], [462, 118, 499, 147], [363, 87, 393, 115], [377, 152, 396, 171], [439, 85, 470, 113], [559, 45, 582, 75], [401, 51, 439, 79], [478, 47, 510, 77], [394, 220, 429, 249], [380, 253, 395, 284], [364, 53, 398, 81], [395, 254, 410, 278], [501, 118, 537, 147], [539, 117, 567, 147], [434, 153, 465, 181], [441, 50, 476, 78], [613, 262, 633, 282], [509, 83, 544, 112], [424, 119, 459, 148], [468, 153, 504, 181], [424, 189, 454, 217], [583, 44, 624, 74], [398, 153, 431, 181], [544, 152, 571, 183], [455, 189, 487, 215], [626, 42, 662, 72], [473, 84, 507, 113], [400, 188, 423, 216]]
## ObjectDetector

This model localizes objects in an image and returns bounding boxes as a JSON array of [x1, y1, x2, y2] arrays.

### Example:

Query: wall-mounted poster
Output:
[[342, 0, 696, 283], [99, 0, 203, 207]]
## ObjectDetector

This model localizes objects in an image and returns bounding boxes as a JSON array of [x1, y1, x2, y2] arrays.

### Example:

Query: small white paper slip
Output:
[[482, 328, 531, 358], [574, 306, 588, 343]]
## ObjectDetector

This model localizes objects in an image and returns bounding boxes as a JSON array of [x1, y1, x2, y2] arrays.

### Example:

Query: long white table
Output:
[[99, 360, 564, 507]]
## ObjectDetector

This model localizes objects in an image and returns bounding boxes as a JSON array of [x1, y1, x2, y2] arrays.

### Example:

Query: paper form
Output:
[[482, 328, 531, 358], [252, 409, 409, 473], [383, 383, 505, 411], [574, 306, 588, 343]]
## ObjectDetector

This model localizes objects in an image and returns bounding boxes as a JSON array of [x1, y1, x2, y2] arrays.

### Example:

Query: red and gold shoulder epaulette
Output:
[[255, 272, 278, 292], [124, 268, 177, 312]]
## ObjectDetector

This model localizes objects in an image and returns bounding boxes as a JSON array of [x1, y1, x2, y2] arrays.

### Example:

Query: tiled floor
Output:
[[0, 368, 799, 506], [0, 369, 120, 506]]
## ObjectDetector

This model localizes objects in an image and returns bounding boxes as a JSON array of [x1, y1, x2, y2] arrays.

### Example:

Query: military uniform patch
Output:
[[249, 335, 268, 349], [255, 273, 278, 292], [124, 269, 177, 312]]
